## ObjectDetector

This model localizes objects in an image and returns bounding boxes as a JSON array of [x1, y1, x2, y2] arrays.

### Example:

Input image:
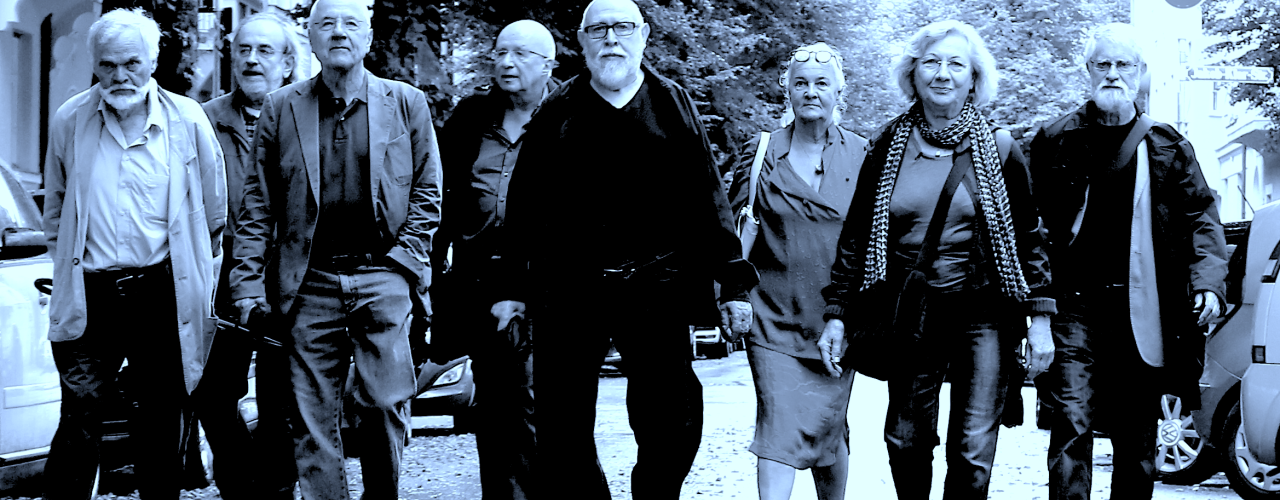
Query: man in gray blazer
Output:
[[229, 0, 442, 498]]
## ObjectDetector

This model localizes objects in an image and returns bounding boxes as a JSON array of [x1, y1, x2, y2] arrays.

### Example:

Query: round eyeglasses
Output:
[[792, 50, 836, 64]]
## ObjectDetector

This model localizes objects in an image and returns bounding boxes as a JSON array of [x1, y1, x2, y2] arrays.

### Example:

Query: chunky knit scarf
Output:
[[860, 101, 1030, 301]]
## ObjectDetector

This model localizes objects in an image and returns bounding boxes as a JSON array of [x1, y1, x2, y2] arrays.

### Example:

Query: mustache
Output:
[[104, 84, 140, 93]]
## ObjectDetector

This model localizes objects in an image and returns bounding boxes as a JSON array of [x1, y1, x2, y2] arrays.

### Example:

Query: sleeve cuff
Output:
[[1025, 297, 1057, 316], [823, 303, 847, 322]]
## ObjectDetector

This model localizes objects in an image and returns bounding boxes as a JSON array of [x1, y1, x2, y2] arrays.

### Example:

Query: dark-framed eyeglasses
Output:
[[490, 48, 552, 62], [582, 22, 639, 40], [1090, 59, 1139, 75], [792, 50, 836, 64]]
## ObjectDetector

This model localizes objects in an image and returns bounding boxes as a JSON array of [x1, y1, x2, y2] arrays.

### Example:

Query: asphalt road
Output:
[[1, 350, 1245, 499]]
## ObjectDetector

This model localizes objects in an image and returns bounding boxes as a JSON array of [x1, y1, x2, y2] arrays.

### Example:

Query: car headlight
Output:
[[434, 362, 467, 387]]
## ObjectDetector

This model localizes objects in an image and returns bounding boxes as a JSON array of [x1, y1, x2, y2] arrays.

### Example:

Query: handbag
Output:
[[842, 150, 969, 381], [736, 132, 771, 258]]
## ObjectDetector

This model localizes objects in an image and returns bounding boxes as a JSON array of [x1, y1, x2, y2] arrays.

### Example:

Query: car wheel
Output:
[[1035, 395, 1054, 431], [1225, 400, 1280, 499], [1154, 393, 1217, 485]]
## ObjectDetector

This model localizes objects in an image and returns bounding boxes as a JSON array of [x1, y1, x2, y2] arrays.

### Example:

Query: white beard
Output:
[[100, 86, 145, 114], [587, 55, 638, 91], [1093, 86, 1136, 113]]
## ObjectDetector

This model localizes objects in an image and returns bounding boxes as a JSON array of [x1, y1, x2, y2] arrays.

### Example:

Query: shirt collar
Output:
[[314, 69, 369, 106], [97, 78, 164, 131]]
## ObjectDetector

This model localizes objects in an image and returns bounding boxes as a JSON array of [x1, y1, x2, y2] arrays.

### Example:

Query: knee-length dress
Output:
[[727, 123, 866, 468]]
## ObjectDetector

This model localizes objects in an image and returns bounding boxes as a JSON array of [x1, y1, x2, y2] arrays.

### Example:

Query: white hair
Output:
[[1082, 22, 1145, 68], [89, 8, 162, 62], [892, 20, 1000, 107], [780, 42, 849, 124]]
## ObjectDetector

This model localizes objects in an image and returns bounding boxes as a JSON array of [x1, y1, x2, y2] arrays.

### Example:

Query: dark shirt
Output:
[[889, 130, 978, 292], [1067, 114, 1138, 291], [449, 124, 521, 274], [310, 74, 379, 260]]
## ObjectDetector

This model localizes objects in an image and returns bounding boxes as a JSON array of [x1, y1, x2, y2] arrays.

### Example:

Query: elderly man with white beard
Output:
[[1028, 22, 1227, 500], [490, 0, 757, 498], [41, 8, 226, 500]]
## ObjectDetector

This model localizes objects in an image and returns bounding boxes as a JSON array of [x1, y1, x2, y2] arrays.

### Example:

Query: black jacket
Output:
[[498, 64, 758, 324]]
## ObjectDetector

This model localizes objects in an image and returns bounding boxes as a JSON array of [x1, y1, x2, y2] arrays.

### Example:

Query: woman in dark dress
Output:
[[817, 20, 1056, 499], [727, 42, 867, 500]]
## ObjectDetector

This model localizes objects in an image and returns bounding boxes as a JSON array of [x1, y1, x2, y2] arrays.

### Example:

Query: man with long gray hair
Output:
[[1029, 22, 1228, 500]]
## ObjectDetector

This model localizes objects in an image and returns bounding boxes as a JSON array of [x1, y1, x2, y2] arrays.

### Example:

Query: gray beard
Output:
[[588, 57, 638, 90], [100, 87, 145, 114], [1094, 87, 1136, 113]]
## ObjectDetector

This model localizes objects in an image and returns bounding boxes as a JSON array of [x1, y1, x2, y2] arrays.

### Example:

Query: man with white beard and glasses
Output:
[[1028, 22, 1227, 500], [490, 0, 757, 498]]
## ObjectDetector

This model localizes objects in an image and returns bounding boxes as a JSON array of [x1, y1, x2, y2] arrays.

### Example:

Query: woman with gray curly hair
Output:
[[727, 41, 867, 500], [817, 20, 1056, 499]]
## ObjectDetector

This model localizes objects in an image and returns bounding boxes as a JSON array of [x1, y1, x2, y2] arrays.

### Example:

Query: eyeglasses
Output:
[[792, 50, 836, 64], [1090, 60, 1139, 75], [315, 18, 365, 33], [582, 22, 639, 40], [490, 48, 551, 62], [918, 58, 969, 73]]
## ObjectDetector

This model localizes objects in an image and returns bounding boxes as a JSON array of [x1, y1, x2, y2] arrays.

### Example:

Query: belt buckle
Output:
[[115, 273, 140, 298]]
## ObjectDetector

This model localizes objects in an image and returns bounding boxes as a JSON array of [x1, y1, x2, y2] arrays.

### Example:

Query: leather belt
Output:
[[84, 260, 171, 297], [315, 253, 375, 271]]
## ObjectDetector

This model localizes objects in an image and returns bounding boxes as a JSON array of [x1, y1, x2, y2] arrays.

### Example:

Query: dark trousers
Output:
[[287, 266, 416, 500], [535, 291, 704, 500], [192, 314, 298, 500], [1043, 292, 1160, 500], [443, 288, 535, 500], [44, 262, 186, 500], [885, 290, 1013, 500]]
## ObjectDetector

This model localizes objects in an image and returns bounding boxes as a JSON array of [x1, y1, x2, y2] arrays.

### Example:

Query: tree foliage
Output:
[[1205, 0, 1280, 148], [365, 0, 1127, 165]]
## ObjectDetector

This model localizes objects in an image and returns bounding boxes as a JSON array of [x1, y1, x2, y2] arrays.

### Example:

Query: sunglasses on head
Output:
[[792, 50, 836, 64]]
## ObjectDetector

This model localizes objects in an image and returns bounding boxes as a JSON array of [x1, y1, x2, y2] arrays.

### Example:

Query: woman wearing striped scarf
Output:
[[817, 20, 1056, 499]]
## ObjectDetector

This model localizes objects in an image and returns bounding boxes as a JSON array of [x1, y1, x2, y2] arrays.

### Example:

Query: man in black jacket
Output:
[[430, 19, 558, 500], [1029, 23, 1228, 500], [492, 1, 757, 498]]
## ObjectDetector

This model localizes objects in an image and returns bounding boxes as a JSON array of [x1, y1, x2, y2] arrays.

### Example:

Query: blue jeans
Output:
[[287, 266, 416, 500], [884, 289, 1013, 500], [1043, 291, 1160, 500]]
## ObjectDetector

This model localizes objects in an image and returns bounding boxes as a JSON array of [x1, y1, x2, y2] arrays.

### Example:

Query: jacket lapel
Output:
[[367, 77, 391, 191], [291, 82, 321, 203]]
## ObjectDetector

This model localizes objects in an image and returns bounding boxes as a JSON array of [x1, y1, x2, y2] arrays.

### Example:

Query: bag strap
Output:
[[914, 153, 970, 270], [743, 131, 771, 221], [1069, 113, 1155, 244]]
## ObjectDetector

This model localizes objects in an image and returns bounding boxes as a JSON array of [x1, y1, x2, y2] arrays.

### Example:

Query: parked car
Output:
[[411, 353, 477, 431], [693, 325, 741, 359]]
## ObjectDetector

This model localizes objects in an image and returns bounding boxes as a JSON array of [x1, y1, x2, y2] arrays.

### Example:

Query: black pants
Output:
[[534, 288, 703, 500], [885, 289, 1014, 500], [190, 323, 298, 500], [44, 262, 186, 500], [1042, 291, 1161, 500]]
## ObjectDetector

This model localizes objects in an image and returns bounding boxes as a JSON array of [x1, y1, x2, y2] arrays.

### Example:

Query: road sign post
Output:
[[1187, 66, 1275, 84]]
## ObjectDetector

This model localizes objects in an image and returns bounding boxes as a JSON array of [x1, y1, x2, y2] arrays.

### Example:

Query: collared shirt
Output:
[[310, 71, 379, 260], [83, 79, 172, 272], [448, 117, 521, 273]]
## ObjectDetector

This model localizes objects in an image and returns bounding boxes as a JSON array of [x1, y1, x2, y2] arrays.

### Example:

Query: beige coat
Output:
[[43, 82, 227, 394]]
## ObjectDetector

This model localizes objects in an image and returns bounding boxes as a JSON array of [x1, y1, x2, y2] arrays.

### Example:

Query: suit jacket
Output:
[[1030, 102, 1227, 405], [44, 81, 227, 394], [202, 90, 257, 313], [230, 71, 442, 316]]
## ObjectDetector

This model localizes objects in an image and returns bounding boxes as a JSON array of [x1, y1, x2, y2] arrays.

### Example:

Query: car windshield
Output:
[[0, 166, 40, 234]]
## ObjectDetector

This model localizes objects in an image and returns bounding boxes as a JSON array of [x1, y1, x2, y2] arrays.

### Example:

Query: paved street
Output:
[[0, 350, 1244, 500]]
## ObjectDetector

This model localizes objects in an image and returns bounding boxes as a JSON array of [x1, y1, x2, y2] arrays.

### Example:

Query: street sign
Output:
[[1165, 0, 1202, 7], [1186, 66, 1274, 84]]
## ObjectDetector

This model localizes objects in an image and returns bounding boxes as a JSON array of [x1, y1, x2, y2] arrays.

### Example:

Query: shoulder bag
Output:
[[736, 131, 771, 258], [842, 151, 969, 381]]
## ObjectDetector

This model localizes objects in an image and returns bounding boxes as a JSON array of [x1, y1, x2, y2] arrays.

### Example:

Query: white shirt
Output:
[[83, 79, 172, 272]]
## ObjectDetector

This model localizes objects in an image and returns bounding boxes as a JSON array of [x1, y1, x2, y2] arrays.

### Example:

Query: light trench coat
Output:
[[43, 81, 227, 394]]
